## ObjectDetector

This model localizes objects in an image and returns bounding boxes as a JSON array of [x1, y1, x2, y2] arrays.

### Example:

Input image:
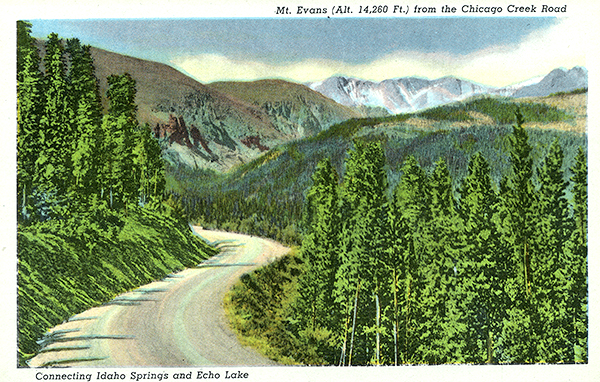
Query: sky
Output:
[[28, 16, 587, 88]]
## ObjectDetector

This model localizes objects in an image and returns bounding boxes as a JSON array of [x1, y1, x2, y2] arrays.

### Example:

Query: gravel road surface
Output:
[[28, 228, 289, 367]]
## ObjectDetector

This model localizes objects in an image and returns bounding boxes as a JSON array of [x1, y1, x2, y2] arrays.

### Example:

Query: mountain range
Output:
[[86, 45, 587, 172], [306, 66, 588, 114]]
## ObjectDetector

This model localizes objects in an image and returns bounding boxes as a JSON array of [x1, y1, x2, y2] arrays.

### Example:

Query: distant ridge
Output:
[[510, 67, 588, 98], [307, 66, 588, 114], [36, 36, 586, 172]]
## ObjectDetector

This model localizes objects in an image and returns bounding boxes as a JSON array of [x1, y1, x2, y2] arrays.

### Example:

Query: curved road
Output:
[[29, 228, 289, 367]]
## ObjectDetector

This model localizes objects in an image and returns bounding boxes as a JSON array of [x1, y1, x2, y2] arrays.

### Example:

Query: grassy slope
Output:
[[17, 205, 217, 366]]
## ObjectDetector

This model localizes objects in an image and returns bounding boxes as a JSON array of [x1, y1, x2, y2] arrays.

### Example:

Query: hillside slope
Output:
[[90, 48, 360, 171], [167, 93, 587, 244]]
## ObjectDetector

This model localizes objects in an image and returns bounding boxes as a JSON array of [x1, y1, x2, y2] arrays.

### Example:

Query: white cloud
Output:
[[172, 17, 587, 87], [457, 17, 587, 86]]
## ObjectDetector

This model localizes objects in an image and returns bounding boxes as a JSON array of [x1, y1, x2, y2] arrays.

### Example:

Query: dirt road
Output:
[[28, 228, 289, 367]]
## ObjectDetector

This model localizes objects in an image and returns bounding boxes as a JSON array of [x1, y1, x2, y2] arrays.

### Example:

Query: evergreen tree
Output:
[[391, 155, 430, 364], [335, 140, 391, 365], [134, 124, 166, 206], [102, 73, 140, 210], [416, 158, 465, 363], [531, 139, 571, 362], [38, 33, 75, 203], [498, 110, 538, 363], [17, 21, 36, 82], [67, 41, 105, 207], [458, 152, 504, 363], [564, 147, 587, 362], [17, 21, 44, 222], [295, 157, 340, 363]]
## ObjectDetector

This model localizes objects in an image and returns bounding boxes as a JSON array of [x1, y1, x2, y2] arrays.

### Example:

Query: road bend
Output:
[[28, 228, 289, 367]]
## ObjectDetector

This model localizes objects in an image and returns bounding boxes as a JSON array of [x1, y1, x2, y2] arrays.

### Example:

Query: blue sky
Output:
[[29, 17, 586, 86]]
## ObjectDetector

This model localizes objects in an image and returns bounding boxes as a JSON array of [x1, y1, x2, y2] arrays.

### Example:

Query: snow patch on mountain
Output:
[[307, 67, 587, 114]]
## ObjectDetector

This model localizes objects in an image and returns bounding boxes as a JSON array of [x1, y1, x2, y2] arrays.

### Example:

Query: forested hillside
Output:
[[16, 21, 216, 366], [226, 113, 588, 365], [167, 92, 586, 246]]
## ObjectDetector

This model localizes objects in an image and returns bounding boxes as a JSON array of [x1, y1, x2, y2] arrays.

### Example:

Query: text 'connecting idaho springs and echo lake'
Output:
[[34, 370, 251, 382]]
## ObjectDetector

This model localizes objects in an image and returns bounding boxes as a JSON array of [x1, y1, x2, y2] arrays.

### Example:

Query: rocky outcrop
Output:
[[241, 136, 270, 152], [154, 114, 213, 155]]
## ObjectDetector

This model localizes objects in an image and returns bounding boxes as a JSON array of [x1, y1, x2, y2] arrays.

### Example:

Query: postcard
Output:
[[4, 0, 599, 381]]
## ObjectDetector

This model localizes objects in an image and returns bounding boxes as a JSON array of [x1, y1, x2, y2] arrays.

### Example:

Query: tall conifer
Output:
[[458, 152, 504, 363], [39, 33, 75, 201], [103, 73, 140, 209], [499, 110, 538, 363], [134, 124, 166, 206], [417, 158, 465, 363], [67, 41, 104, 206], [17, 21, 44, 222], [531, 139, 571, 362], [564, 147, 587, 362], [296, 157, 340, 363], [392, 155, 429, 364], [335, 140, 390, 365]]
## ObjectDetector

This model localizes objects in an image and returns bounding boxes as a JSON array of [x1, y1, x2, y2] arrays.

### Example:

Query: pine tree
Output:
[[67, 41, 105, 207], [531, 139, 571, 362], [17, 21, 45, 222], [391, 155, 429, 364], [295, 157, 340, 363], [17, 21, 36, 82], [498, 110, 538, 363], [564, 147, 587, 362], [458, 152, 504, 363], [134, 124, 166, 206], [102, 73, 140, 210], [38, 33, 75, 203], [416, 158, 465, 364], [335, 140, 391, 365]]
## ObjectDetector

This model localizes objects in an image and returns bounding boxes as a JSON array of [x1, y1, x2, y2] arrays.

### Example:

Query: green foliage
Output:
[[549, 88, 587, 97], [457, 153, 505, 363], [295, 158, 340, 344], [225, 113, 587, 366], [17, 26, 183, 368], [102, 74, 140, 209], [134, 124, 166, 206], [68, 40, 105, 206], [37, 32, 75, 204], [17, 21, 45, 222], [417, 107, 474, 122], [565, 147, 588, 362], [224, 251, 305, 364], [426, 97, 573, 124], [17, 205, 216, 366]]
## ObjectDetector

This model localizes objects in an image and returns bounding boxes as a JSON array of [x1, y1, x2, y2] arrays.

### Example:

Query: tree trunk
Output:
[[524, 242, 531, 296], [339, 303, 352, 366], [348, 278, 361, 366], [404, 276, 412, 364], [486, 329, 493, 364], [393, 268, 398, 366], [375, 292, 380, 365]]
